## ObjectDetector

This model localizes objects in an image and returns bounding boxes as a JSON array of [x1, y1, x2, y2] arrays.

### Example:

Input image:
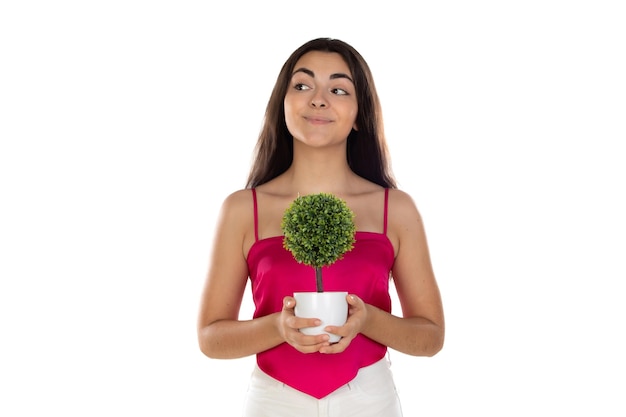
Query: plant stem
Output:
[[315, 267, 323, 293]]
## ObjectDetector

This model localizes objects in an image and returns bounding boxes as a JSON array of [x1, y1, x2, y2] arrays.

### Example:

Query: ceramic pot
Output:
[[293, 291, 348, 343]]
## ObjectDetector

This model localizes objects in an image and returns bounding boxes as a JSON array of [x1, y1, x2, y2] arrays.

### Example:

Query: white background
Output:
[[1, 1, 625, 415]]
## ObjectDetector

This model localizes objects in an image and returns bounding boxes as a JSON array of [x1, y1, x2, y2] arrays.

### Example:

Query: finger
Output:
[[283, 296, 296, 310], [346, 294, 359, 306], [292, 316, 321, 328], [291, 334, 330, 353], [297, 341, 331, 354], [319, 338, 348, 354]]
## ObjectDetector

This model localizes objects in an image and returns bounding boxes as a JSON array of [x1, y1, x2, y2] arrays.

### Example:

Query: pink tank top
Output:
[[247, 188, 395, 399]]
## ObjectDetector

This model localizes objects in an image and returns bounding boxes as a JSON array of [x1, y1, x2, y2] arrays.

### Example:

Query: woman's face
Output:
[[284, 51, 358, 148]]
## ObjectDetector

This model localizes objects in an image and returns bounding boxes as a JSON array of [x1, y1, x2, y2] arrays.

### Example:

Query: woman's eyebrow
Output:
[[292, 67, 354, 83], [330, 73, 354, 83], [293, 67, 315, 78]]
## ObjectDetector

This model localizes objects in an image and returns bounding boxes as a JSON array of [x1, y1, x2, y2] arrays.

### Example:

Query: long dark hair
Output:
[[246, 38, 396, 189]]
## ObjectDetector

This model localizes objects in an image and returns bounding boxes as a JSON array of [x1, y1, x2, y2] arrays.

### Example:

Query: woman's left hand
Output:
[[318, 294, 367, 354]]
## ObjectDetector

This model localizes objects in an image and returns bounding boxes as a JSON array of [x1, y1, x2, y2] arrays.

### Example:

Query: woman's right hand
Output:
[[279, 296, 331, 353]]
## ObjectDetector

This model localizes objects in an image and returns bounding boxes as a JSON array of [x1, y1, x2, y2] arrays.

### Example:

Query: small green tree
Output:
[[281, 193, 356, 292]]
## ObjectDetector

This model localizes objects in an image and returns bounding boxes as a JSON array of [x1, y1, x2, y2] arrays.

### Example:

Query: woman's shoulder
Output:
[[222, 188, 253, 202], [387, 188, 422, 219], [218, 188, 254, 217]]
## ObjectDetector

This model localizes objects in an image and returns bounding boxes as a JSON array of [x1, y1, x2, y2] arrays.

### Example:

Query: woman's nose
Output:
[[310, 91, 327, 108]]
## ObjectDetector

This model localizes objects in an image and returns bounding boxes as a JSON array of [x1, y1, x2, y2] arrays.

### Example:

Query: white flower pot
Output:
[[293, 291, 348, 343]]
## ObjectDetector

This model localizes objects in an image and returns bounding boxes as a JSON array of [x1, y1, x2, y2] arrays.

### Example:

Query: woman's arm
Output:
[[197, 190, 331, 359], [322, 189, 445, 356], [197, 190, 281, 358]]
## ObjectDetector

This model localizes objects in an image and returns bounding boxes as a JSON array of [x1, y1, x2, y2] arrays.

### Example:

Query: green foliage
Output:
[[281, 193, 356, 269]]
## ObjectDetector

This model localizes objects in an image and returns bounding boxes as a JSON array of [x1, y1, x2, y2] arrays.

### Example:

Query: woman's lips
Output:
[[305, 116, 332, 125]]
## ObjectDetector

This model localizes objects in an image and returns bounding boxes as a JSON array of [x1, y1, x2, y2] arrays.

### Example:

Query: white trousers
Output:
[[242, 355, 403, 417]]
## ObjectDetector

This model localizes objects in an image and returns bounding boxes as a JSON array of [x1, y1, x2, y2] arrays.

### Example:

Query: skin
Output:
[[197, 51, 444, 359]]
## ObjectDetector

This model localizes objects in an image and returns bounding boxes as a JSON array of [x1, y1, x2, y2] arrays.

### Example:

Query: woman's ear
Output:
[[352, 123, 359, 132]]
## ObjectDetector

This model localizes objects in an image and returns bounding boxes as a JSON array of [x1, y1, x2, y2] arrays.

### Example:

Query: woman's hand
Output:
[[279, 296, 331, 353], [318, 294, 367, 354]]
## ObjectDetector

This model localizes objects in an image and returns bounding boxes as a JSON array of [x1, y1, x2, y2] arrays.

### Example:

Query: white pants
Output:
[[242, 355, 403, 417]]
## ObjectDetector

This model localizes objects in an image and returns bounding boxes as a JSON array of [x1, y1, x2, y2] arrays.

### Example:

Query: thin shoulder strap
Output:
[[383, 188, 389, 235], [251, 188, 259, 242]]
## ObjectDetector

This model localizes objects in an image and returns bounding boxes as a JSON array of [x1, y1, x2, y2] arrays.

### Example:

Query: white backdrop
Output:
[[1, 1, 625, 416]]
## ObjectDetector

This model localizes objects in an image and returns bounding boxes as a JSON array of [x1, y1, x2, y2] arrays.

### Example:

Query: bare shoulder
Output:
[[217, 189, 254, 224], [221, 188, 253, 207], [386, 189, 426, 250], [387, 188, 422, 220]]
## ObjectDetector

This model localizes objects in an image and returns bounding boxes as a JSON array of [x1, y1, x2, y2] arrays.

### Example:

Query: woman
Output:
[[197, 37, 444, 416]]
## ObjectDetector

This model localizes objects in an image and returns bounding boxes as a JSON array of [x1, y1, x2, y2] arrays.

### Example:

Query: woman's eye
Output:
[[294, 83, 311, 91], [332, 88, 348, 96]]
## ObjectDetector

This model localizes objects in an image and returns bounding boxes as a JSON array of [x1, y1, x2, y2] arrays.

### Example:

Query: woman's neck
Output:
[[281, 148, 356, 196]]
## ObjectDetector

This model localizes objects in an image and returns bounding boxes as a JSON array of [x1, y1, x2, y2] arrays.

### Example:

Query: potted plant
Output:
[[281, 193, 356, 342]]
